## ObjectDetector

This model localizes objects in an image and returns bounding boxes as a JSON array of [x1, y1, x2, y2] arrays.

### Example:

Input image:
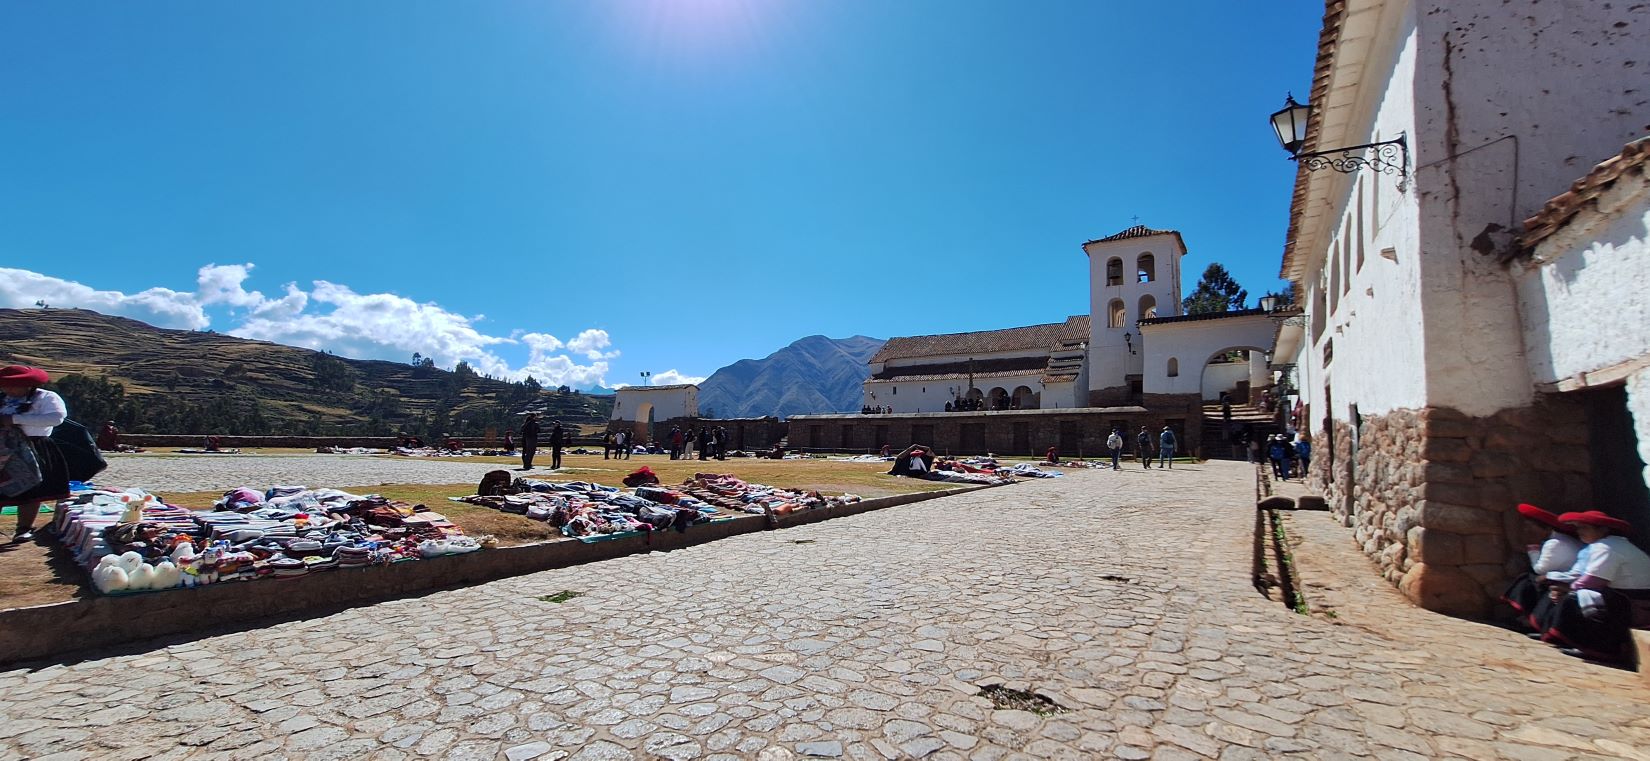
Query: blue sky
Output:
[[0, 1, 1321, 387]]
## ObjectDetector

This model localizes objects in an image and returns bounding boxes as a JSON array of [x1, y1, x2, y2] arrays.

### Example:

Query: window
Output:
[[1139, 294, 1158, 320], [1136, 253, 1156, 283], [1356, 179, 1367, 273], [1329, 240, 1341, 314], [1342, 214, 1353, 296], [892, 386, 897, 395], [1106, 257, 1123, 286], [1108, 299, 1126, 328], [1167, 358, 1179, 377]]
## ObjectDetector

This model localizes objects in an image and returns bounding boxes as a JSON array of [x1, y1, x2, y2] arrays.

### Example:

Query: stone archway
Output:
[[987, 387, 1009, 411], [1200, 346, 1268, 403], [1011, 385, 1036, 410]]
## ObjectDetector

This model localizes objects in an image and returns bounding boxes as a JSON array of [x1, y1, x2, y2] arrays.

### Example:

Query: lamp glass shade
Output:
[[1270, 96, 1311, 154], [1259, 295, 1279, 313]]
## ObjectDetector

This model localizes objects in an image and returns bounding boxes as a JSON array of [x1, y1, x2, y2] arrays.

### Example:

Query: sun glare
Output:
[[614, 0, 774, 59]]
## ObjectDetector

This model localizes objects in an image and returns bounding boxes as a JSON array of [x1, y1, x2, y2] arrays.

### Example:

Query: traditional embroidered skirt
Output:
[[0, 436, 70, 508], [1543, 587, 1650, 659]]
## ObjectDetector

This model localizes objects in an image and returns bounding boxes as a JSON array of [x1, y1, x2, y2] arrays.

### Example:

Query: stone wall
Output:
[[791, 401, 1206, 459], [123, 435, 405, 449], [608, 417, 788, 451], [1309, 397, 1591, 617]]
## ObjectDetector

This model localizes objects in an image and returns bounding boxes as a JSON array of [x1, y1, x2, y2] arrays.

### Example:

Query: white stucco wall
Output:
[[1202, 362, 1251, 400], [1085, 234, 1185, 392], [1296, 3, 1431, 424], [1140, 314, 1281, 396], [611, 385, 698, 421], [1407, 0, 1650, 415], [863, 373, 1047, 414], [1515, 174, 1650, 385]]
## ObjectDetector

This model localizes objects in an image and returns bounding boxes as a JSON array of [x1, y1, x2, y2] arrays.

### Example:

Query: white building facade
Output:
[[1273, 0, 1650, 616]]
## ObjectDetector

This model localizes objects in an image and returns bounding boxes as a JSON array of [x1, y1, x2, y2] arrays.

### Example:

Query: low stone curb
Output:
[[0, 482, 1004, 665]]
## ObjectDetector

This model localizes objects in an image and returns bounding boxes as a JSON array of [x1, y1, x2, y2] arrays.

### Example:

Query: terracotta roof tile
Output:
[[870, 316, 1090, 363], [1279, 0, 1347, 282], [1083, 224, 1180, 245], [1517, 136, 1650, 254]]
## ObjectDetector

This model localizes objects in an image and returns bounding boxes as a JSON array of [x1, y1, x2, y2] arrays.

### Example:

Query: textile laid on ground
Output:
[[676, 474, 861, 517], [454, 478, 732, 541], [50, 484, 480, 595], [390, 447, 472, 457], [314, 447, 385, 455], [172, 448, 243, 455]]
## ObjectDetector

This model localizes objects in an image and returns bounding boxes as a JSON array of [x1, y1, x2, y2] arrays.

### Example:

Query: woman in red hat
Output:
[[1500, 503, 1583, 626], [1537, 510, 1650, 661], [0, 365, 70, 542]]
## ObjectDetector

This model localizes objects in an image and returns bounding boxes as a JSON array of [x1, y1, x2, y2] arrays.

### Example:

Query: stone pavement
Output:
[[101, 453, 507, 493], [2, 460, 1647, 760]]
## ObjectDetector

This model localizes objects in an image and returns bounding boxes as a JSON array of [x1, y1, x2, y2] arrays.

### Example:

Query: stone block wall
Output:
[[608, 417, 788, 451], [1309, 397, 1591, 617], [790, 403, 1205, 459]]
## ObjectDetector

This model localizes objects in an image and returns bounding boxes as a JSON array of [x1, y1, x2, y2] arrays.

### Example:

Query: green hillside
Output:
[[0, 308, 612, 437]]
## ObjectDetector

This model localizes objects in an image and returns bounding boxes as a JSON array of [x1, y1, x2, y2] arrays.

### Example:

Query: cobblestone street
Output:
[[3, 460, 1647, 760]]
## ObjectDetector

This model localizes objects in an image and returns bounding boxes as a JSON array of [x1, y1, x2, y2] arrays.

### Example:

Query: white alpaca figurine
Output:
[[127, 563, 156, 590], [151, 561, 182, 589], [170, 542, 196, 564], [93, 556, 130, 593]]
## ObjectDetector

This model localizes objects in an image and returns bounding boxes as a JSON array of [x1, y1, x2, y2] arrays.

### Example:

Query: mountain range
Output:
[[0, 308, 611, 436], [696, 335, 885, 420]]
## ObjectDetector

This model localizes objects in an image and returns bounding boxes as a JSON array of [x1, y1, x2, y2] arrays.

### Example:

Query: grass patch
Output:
[[538, 590, 584, 604]]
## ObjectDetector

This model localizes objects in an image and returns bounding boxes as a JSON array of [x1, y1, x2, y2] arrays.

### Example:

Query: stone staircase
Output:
[[1201, 401, 1280, 460]]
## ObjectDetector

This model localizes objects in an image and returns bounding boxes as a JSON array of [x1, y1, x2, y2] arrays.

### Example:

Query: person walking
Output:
[[549, 420, 565, 470], [1136, 426, 1153, 469], [1294, 434, 1312, 478], [519, 413, 540, 470], [1106, 428, 1123, 470], [618, 429, 632, 460], [0, 365, 70, 543], [1158, 426, 1177, 469], [1268, 435, 1291, 480]]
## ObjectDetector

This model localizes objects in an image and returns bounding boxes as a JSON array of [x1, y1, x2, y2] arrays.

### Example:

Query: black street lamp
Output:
[[1270, 94, 1408, 182]]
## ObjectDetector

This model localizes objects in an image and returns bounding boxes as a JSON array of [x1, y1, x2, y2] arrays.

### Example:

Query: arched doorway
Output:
[[1200, 347, 1268, 403], [1011, 385, 1036, 410], [635, 402, 655, 442], [964, 388, 984, 407], [987, 387, 1009, 411]]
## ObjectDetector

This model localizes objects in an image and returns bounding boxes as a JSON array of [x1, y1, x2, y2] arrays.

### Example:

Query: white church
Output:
[[862, 225, 1284, 415]]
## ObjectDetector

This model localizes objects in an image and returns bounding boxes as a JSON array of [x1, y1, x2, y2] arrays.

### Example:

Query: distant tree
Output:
[[411, 352, 423, 366], [1182, 263, 1249, 315], [1259, 282, 1297, 308], [309, 351, 358, 393], [557, 385, 571, 395], [523, 376, 542, 394]]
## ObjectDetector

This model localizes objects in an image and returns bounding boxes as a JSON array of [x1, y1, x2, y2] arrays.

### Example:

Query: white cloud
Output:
[[650, 369, 707, 386], [0, 267, 208, 329], [3, 264, 621, 387], [566, 328, 620, 360]]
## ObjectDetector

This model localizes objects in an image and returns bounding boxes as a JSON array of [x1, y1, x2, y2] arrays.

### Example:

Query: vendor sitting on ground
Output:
[[1045, 446, 1059, 464], [887, 445, 936, 477], [1501, 503, 1583, 628], [1535, 510, 1650, 662], [97, 420, 120, 451]]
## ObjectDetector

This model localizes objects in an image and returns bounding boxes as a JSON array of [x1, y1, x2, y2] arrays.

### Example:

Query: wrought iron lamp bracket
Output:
[[1294, 134, 1408, 185]]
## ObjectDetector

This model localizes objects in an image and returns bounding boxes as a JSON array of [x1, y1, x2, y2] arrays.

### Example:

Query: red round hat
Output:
[[1558, 510, 1634, 534], [0, 365, 48, 386], [1516, 503, 1569, 532]]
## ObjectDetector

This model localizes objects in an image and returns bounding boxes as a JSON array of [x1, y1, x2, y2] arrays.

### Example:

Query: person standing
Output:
[[1158, 426, 1177, 469], [697, 426, 710, 461], [519, 414, 540, 470], [715, 426, 728, 461], [1106, 428, 1123, 471], [669, 426, 683, 460], [1136, 426, 1153, 469], [97, 420, 120, 452], [0, 366, 69, 543], [549, 420, 565, 470], [602, 431, 613, 460]]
